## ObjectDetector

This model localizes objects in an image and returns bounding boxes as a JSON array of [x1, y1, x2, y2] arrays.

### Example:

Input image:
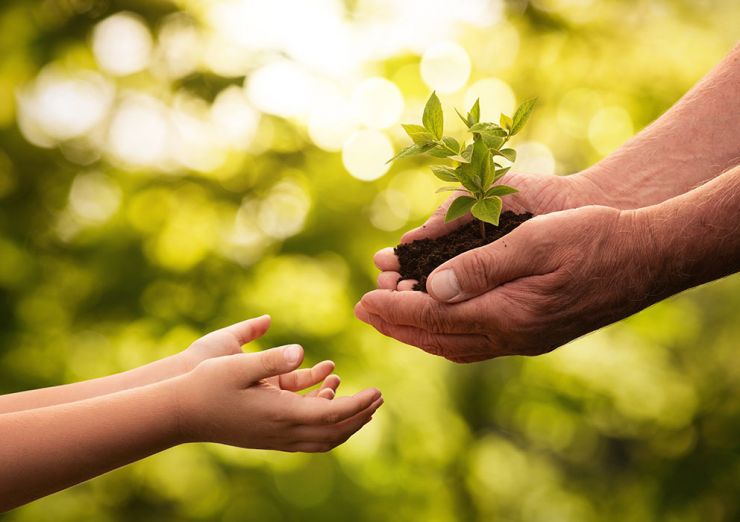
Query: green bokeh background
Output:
[[1, 0, 739, 520]]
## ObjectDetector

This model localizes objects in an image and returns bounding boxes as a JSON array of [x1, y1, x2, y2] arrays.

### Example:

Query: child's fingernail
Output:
[[283, 345, 302, 364]]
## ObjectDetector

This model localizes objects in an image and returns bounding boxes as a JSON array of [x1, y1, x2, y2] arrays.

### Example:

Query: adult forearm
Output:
[[0, 353, 187, 414], [0, 378, 182, 512], [577, 43, 740, 209], [633, 164, 740, 299]]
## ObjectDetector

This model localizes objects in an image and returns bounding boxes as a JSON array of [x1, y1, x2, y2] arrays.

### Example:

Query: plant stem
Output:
[[479, 220, 486, 239]]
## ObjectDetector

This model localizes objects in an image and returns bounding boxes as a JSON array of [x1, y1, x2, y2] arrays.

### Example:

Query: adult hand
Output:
[[374, 172, 605, 290], [357, 205, 661, 363]]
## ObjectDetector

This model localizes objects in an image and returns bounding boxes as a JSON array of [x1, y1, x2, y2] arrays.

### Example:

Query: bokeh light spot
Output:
[[464, 78, 516, 121], [420, 41, 471, 94], [588, 106, 634, 156], [369, 189, 410, 231], [342, 130, 393, 181], [93, 12, 153, 76], [350, 77, 404, 129], [68, 172, 122, 223], [514, 141, 556, 175]]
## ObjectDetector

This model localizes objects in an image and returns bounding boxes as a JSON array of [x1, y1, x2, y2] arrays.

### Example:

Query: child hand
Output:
[[179, 315, 339, 399], [174, 322, 382, 452]]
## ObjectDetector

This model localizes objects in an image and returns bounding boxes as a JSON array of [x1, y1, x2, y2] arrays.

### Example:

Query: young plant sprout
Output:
[[388, 92, 537, 239]]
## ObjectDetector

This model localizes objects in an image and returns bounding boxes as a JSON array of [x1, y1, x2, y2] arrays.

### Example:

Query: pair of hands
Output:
[[172, 316, 382, 452], [356, 172, 660, 362]]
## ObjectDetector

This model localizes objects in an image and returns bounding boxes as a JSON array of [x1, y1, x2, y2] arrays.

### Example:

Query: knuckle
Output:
[[260, 352, 281, 375], [419, 333, 447, 357], [461, 251, 496, 291], [323, 411, 341, 425], [416, 301, 452, 333]]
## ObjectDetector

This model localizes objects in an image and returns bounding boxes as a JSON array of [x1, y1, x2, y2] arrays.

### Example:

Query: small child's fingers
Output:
[[279, 361, 335, 391], [293, 397, 383, 448], [373, 247, 400, 271], [316, 388, 335, 400], [291, 388, 381, 426], [205, 315, 272, 346], [305, 374, 340, 399], [377, 271, 401, 290], [397, 279, 417, 291], [323, 374, 340, 392]]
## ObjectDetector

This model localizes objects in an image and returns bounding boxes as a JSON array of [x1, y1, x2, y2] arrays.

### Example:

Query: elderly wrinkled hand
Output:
[[356, 205, 660, 362], [373, 172, 603, 290]]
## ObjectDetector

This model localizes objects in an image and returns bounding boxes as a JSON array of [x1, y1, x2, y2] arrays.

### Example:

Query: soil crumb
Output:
[[395, 212, 533, 292]]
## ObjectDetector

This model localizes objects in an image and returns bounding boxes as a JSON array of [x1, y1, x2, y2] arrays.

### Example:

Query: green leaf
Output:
[[500, 148, 517, 162], [401, 124, 434, 145], [448, 154, 470, 163], [485, 185, 518, 197], [493, 165, 510, 182], [500, 113, 513, 130], [510, 98, 537, 136], [455, 108, 471, 128], [468, 122, 506, 136], [480, 133, 505, 150], [441, 136, 460, 153], [431, 165, 458, 182], [468, 98, 480, 125], [461, 144, 473, 161], [457, 138, 488, 194], [422, 91, 444, 140], [481, 154, 495, 190], [386, 143, 434, 163], [429, 146, 455, 158], [471, 197, 503, 226], [445, 196, 476, 222], [436, 186, 465, 193], [455, 164, 481, 193]]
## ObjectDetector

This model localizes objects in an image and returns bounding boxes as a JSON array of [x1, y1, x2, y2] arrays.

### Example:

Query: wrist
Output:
[[158, 375, 198, 445], [172, 350, 198, 375], [570, 165, 627, 208], [617, 207, 675, 303]]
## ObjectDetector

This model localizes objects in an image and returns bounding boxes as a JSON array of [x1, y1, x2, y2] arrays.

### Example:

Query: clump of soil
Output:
[[395, 211, 532, 292]]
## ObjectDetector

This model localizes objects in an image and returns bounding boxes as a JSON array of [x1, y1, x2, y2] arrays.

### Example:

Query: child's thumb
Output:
[[237, 345, 304, 383]]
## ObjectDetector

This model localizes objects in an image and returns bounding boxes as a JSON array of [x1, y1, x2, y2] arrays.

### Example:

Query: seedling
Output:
[[388, 92, 536, 239]]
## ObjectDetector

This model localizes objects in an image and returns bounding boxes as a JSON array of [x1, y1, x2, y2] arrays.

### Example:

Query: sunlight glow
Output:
[[257, 180, 311, 239], [464, 78, 516, 122], [588, 106, 634, 156], [421, 42, 471, 94], [17, 68, 113, 142], [68, 172, 122, 223], [93, 12, 153, 76], [246, 61, 320, 119], [370, 189, 410, 231], [350, 78, 404, 130], [342, 130, 393, 181], [107, 94, 170, 168], [514, 141, 556, 175], [210, 86, 260, 150], [308, 89, 356, 152], [155, 14, 201, 79]]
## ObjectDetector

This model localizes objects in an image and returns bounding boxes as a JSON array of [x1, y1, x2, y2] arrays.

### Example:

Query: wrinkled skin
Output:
[[357, 174, 661, 363]]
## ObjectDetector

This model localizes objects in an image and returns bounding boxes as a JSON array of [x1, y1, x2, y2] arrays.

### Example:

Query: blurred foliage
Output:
[[1, 0, 740, 521]]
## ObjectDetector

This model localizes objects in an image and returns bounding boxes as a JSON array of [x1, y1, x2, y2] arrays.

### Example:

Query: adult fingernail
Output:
[[283, 345, 302, 364], [429, 269, 461, 302]]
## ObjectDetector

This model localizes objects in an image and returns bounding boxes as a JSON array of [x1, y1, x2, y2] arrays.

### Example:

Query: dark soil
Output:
[[395, 211, 533, 292]]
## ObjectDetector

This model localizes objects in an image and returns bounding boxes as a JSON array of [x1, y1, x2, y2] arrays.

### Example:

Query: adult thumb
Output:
[[238, 344, 304, 383], [426, 222, 546, 303]]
